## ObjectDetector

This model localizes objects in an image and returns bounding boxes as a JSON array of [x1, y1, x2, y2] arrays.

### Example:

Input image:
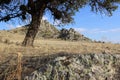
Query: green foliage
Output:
[[89, 0, 120, 16]]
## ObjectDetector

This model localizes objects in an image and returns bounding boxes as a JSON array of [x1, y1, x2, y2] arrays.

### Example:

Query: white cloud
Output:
[[74, 27, 120, 43], [108, 28, 120, 32], [74, 27, 120, 33], [42, 16, 48, 20], [5, 24, 16, 29], [74, 28, 87, 33], [16, 25, 22, 28], [95, 28, 120, 33], [6, 23, 23, 29], [53, 20, 62, 26]]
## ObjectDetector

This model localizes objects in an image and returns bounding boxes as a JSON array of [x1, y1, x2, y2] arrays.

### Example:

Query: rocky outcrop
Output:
[[10, 20, 59, 39], [59, 28, 92, 42], [24, 53, 120, 80], [9, 20, 92, 41], [37, 20, 59, 38]]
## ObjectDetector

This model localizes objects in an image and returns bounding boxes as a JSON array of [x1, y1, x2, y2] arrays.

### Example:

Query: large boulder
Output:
[[59, 28, 92, 42]]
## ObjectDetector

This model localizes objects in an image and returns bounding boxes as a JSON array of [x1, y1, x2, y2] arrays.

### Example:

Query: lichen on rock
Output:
[[24, 53, 120, 80]]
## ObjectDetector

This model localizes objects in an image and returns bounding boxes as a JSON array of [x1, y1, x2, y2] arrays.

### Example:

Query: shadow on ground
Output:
[[0, 52, 120, 80]]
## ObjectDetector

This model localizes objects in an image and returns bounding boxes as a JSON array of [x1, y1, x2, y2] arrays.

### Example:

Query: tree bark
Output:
[[22, 15, 40, 46], [22, 8, 45, 46], [22, 1, 47, 47]]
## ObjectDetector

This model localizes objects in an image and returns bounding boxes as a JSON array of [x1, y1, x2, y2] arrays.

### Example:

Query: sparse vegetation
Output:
[[0, 0, 119, 46], [0, 29, 120, 79], [0, 0, 120, 79], [0, 52, 22, 80], [0, 17, 120, 80]]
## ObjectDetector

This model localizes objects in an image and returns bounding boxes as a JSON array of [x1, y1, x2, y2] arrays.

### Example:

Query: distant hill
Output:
[[1, 20, 92, 42], [9, 20, 59, 39]]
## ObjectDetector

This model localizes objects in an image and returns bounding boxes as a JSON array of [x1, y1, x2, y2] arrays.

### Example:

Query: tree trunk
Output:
[[22, 2, 47, 46], [22, 11, 43, 46]]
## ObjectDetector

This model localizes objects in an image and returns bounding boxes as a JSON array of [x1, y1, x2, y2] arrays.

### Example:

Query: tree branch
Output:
[[0, 12, 22, 21]]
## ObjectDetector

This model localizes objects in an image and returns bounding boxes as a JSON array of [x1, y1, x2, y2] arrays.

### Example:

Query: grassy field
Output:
[[0, 30, 120, 80], [0, 38, 120, 79], [0, 29, 120, 61], [0, 38, 120, 62]]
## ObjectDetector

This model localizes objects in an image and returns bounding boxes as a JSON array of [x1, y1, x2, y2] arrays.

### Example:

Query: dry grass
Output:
[[36, 39, 120, 54], [0, 30, 120, 80], [1, 52, 22, 80], [0, 29, 120, 57], [0, 39, 120, 57]]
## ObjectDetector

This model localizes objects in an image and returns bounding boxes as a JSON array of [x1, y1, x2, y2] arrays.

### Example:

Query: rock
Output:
[[7, 20, 92, 42], [24, 53, 120, 80], [10, 20, 59, 39], [59, 28, 92, 42]]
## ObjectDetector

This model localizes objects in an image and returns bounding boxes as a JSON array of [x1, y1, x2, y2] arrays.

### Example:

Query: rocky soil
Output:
[[0, 53, 120, 80], [23, 53, 120, 80]]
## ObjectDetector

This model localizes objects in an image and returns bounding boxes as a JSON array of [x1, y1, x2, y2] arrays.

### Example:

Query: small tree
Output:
[[0, 0, 119, 46]]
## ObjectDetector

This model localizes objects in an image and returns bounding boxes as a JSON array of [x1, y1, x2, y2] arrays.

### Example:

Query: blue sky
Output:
[[71, 6, 120, 43], [0, 6, 120, 43], [58, 6, 120, 43]]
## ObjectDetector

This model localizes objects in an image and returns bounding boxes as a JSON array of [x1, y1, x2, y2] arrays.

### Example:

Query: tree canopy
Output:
[[0, 0, 120, 46], [0, 0, 119, 23]]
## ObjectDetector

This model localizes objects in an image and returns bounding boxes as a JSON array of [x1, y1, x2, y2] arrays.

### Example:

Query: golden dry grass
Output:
[[0, 30, 120, 61], [0, 31, 120, 80], [0, 39, 120, 57], [4, 52, 22, 80], [0, 39, 120, 80]]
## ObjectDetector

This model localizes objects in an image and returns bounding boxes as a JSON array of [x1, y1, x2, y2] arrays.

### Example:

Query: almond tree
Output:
[[0, 0, 119, 46]]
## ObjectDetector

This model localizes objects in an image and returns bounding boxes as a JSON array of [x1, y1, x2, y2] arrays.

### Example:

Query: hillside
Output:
[[2, 20, 92, 42], [7, 20, 59, 39], [0, 20, 120, 80]]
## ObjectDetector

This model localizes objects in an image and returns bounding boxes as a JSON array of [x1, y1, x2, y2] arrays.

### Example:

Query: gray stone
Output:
[[24, 53, 120, 80], [59, 28, 92, 42]]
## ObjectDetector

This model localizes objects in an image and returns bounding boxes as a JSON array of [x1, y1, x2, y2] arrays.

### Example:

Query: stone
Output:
[[59, 28, 92, 42], [24, 53, 120, 80]]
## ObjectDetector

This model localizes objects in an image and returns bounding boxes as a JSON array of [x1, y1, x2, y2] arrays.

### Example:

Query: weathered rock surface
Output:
[[59, 28, 92, 42], [24, 53, 120, 80]]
